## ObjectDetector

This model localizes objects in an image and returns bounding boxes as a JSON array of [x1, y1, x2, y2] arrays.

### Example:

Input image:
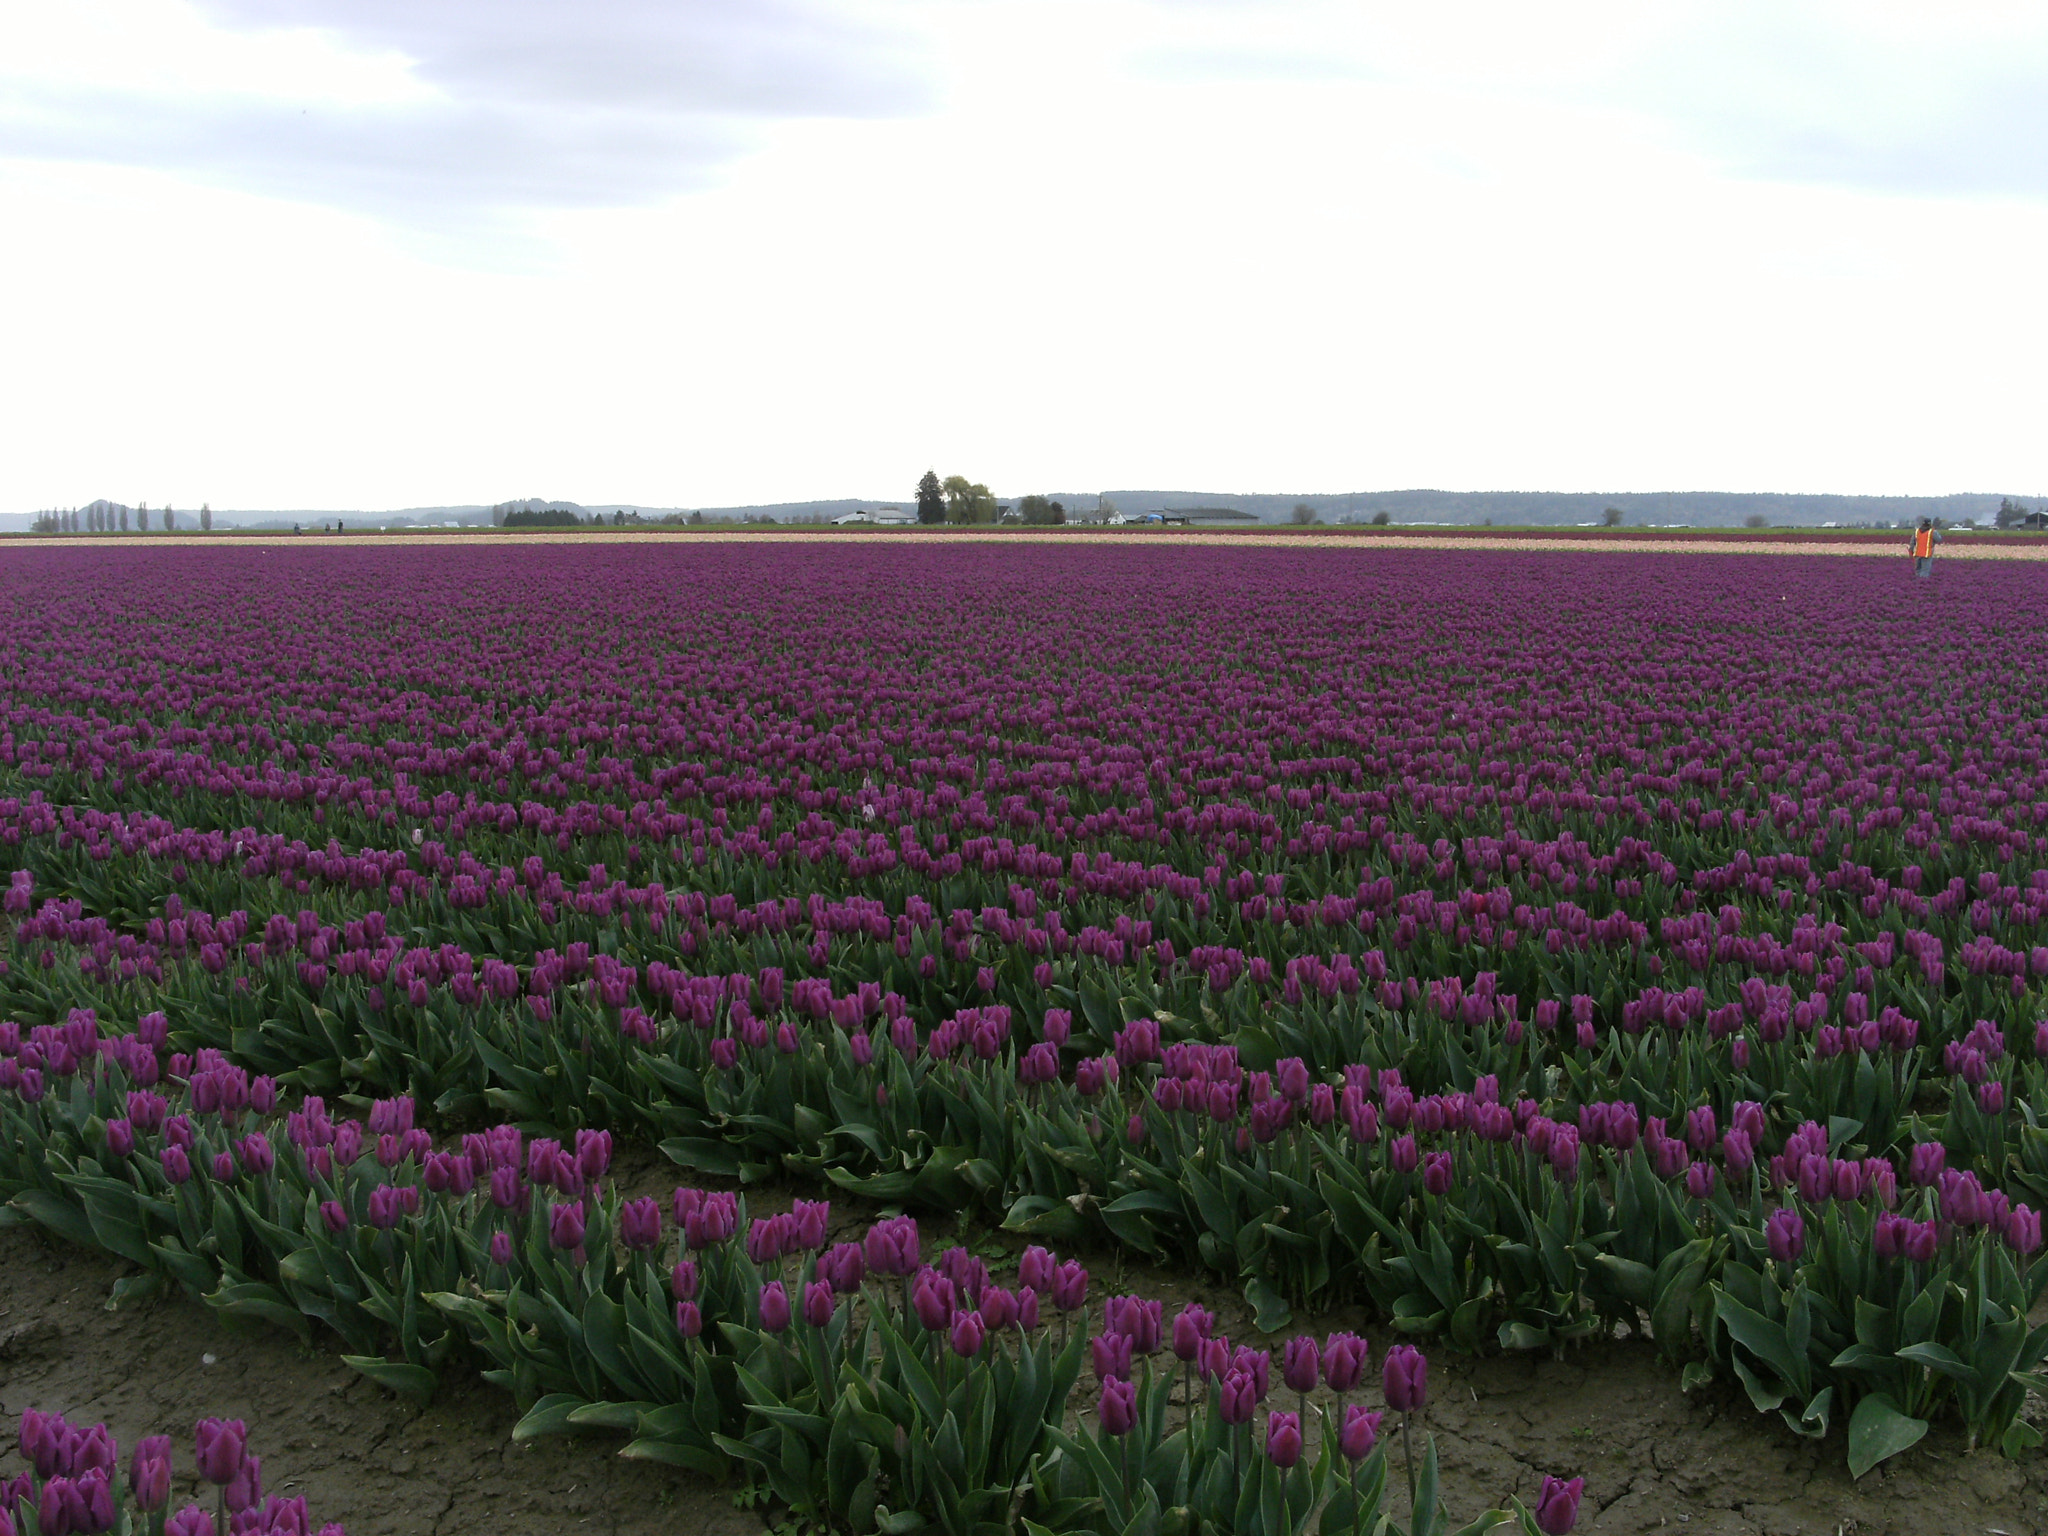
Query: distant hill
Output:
[[1053, 490, 2042, 528], [10, 488, 2040, 533]]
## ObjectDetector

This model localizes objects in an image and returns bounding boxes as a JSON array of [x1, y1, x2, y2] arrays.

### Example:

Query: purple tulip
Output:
[[804, 1280, 837, 1328], [2008, 1204, 2043, 1257], [1422, 1152, 1453, 1196], [1339, 1404, 1382, 1460], [977, 1285, 1019, 1331], [1218, 1367, 1258, 1425], [791, 1198, 831, 1250], [1534, 1474, 1586, 1534], [1105, 1295, 1162, 1354], [105, 1118, 135, 1159], [223, 1452, 262, 1515], [548, 1199, 586, 1253], [1766, 1208, 1805, 1264], [1050, 1260, 1089, 1312], [1091, 1331, 1134, 1382], [1098, 1377, 1138, 1437], [1172, 1303, 1214, 1361], [671, 1259, 700, 1299], [1382, 1346, 1427, 1413], [194, 1418, 246, 1485], [1265, 1410, 1303, 1468], [816, 1242, 864, 1294], [129, 1433, 172, 1511], [676, 1300, 703, 1338], [1019, 1245, 1056, 1294], [1323, 1332, 1369, 1392], [863, 1215, 920, 1277], [1907, 1141, 1945, 1186], [1388, 1134, 1419, 1175], [913, 1273, 956, 1331], [618, 1196, 662, 1251], [950, 1311, 986, 1358], [1903, 1220, 1940, 1264], [1282, 1335, 1320, 1395], [166, 1507, 218, 1536], [759, 1281, 791, 1333], [1685, 1161, 1717, 1200], [160, 1145, 192, 1184]]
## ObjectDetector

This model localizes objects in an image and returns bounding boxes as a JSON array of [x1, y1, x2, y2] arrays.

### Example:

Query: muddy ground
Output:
[[3, 1215, 2041, 1536]]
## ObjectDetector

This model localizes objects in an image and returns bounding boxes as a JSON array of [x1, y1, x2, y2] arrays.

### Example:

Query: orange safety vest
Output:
[[1913, 528, 1934, 558]]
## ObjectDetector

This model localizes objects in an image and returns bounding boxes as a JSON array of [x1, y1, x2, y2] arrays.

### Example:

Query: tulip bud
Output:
[[675, 1299, 703, 1338], [1097, 1378, 1138, 1437], [105, 1119, 135, 1159], [758, 1281, 791, 1333], [618, 1196, 662, 1252], [166, 1506, 219, 1536], [949, 1311, 985, 1358], [1265, 1410, 1303, 1468], [1339, 1404, 1381, 1460], [671, 1259, 700, 1300], [1382, 1345, 1427, 1412], [1766, 1207, 1805, 1264], [223, 1452, 262, 1514], [320, 1200, 348, 1234], [194, 1418, 247, 1485], [1534, 1474, 1586, 1534], [1172, 1303, 1214, 1361], [1422, 1152, 1453, 1196], [1090, 1331, 1134, 1382], [1050, 1260, 1088, 1312], [2008, 1204, 2044, 1257], [1282, 1335, 1320, 1395], [548, 1200, 586, 1252], [1019, 1245, 1056, 1294], [1218, 1367, 1258, 1425], [1323, 1332, 1369, 1392], [127, 1434, 172, 1511], [804, 1280, 837, 1328]]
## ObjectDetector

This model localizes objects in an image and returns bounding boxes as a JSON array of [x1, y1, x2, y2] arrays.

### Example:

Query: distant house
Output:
[[831, 507, 917, 527]]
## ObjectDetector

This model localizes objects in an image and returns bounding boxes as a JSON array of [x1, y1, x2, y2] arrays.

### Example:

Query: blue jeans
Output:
[[1915, 557, 1933, 579]]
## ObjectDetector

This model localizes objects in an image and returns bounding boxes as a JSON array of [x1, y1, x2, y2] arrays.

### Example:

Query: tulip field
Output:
[[2, 538, 2046, 1535]]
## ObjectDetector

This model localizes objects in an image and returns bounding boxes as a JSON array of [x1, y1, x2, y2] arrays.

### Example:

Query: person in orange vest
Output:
[[1909, 518, 1941, 579]]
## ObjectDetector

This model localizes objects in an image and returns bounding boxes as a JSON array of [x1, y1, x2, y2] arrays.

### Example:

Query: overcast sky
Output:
[[4, 0, 2047, 513]]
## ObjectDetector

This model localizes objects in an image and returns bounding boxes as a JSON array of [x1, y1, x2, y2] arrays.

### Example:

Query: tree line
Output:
[[914, 471, 1066, 525], [32, 503, 211, 533]]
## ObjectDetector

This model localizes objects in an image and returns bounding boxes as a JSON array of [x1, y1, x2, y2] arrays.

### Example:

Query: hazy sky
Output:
[[5, 0, 2047, 512]]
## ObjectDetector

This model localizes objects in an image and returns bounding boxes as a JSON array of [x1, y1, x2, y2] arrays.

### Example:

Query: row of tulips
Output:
[[5, 1411, 344, 1536], [6, 840, 2043, 1118], [8, 893, 2043, 1244], [0, 1028, 2041, 1482], [0, 1058, 1596, 1533]]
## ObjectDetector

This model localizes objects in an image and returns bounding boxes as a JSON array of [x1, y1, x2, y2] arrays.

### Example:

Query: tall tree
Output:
[[942, 475, 997, 525], [200, 503, 213, 531], [916, 470, 945, 525]]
